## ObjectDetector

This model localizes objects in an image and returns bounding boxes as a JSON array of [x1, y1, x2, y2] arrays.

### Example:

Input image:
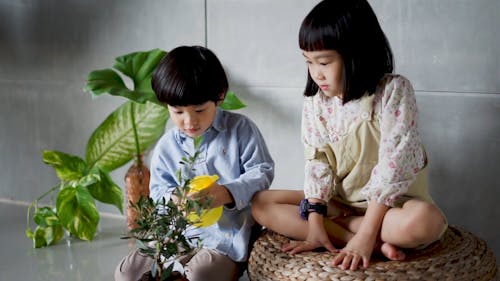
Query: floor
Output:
[[0, 201, 249, 281]]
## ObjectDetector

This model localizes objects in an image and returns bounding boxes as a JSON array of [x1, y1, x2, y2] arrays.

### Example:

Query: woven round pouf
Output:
[[248, 225, 498, 281]]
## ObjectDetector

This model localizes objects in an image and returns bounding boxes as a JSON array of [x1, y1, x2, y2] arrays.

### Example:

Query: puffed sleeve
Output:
[[302, 96, 334, 202], [360, 76, 427, 207]]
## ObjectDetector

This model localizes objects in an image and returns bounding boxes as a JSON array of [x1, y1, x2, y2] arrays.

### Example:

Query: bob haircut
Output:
[[299, 0, 394, 103], [152, 45, 228, 106]]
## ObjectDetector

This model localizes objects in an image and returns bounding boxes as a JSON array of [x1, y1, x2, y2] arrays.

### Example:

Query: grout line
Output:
[[0, 197, 125, 219], [204, 0, 208, 47]]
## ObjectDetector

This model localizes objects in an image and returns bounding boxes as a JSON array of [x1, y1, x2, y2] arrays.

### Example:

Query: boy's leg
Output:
[[114, 250, 154, 281], [184, 248, 238, 281]]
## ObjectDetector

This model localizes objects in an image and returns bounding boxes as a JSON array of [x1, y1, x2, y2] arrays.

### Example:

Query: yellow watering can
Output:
[[187, 175, 223, 227]]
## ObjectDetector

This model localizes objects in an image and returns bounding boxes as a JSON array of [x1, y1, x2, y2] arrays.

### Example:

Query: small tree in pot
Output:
[[124, 137, 221, 281]]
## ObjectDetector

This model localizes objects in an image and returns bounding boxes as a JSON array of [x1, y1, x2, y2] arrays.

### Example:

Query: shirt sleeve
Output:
[[149, 135, 179, 204], [223, 118, 274, 210], [361, 76, 427, 207], [301, 96, 334, 202]]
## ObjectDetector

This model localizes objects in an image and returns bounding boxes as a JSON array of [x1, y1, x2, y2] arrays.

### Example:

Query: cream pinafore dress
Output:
[[304, 93, 434, 215]]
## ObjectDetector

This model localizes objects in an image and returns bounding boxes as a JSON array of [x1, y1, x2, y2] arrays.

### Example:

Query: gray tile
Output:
[[0, 81, 123, 207], [372, 0, 500, 93], [233, 86, 305, 189], [416, 91, 500, 259], [0, 0, 205, 82], [207, 0, 319, 88]]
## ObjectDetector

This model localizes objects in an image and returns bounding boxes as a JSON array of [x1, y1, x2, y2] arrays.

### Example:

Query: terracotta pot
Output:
[[124, 160, 150, 230]]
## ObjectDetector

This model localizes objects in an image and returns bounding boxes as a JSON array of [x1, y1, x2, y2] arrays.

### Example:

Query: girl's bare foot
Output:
[[379, 242, 405, 261]]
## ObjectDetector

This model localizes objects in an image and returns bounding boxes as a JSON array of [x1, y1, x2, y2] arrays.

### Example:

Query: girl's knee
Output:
[[404, 202, 446, 244], [251, 191, 269, 224]]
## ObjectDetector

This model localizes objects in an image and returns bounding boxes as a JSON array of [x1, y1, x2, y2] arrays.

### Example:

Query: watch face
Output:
[[299, 199, 309, 220]]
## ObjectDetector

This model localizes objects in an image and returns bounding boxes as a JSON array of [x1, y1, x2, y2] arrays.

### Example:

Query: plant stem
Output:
[[130, 102, 142, 166], [26, 183, 60, 230]]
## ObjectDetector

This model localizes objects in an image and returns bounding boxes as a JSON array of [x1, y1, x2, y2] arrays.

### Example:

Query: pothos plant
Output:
[[26, 48, 245, 248]]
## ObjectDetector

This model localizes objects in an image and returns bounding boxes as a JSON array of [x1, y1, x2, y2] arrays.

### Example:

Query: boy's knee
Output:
[[185, 249, 238, 281], [114, 250, 154, 281]]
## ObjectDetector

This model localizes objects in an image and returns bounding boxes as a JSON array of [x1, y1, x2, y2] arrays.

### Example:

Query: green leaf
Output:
[[33, 207, 60, 227], [84, 49, 167, 105], [87, 167, 124, 213], [56, 186, 99, 241], [162, 263, 174, 280], [85, 101, 169, 172], [114, 49, 166, 88], [85, 68, 158, 104], [193, 136, 203, 150], [42, 150, 86, 181], [219, 91, 246, 110], [32, 224, 64, 248], [85, 69, 127, 97], [85, 49, 167, 105], [77, 168, 101, 187]]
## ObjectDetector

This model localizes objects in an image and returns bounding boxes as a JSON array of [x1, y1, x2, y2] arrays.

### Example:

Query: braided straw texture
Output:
[[248, 225, 498, 281]]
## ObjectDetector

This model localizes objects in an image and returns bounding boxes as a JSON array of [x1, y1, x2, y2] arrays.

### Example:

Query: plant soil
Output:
[[138, 271, 187, 281]]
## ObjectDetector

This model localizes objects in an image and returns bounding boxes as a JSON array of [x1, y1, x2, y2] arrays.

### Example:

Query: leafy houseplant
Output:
[[26, 48, 245, 248], [125, 137, 219, 281], [26, 49, 170, 248]]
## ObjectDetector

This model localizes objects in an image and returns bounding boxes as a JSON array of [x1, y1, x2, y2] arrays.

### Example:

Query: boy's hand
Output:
[[188, 183, 234, 208]]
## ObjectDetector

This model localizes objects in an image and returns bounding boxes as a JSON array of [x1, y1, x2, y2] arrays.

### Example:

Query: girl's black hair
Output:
[[152, 45, 228, 106], [299, 0, 393, 103]]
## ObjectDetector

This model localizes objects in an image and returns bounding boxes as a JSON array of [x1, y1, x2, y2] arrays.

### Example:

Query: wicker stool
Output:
[[248, 225, 498, 281]]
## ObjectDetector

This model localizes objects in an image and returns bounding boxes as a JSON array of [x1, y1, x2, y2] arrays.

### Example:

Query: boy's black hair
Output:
[[299, 0, 394, 103], [152, 45, 228, 106]]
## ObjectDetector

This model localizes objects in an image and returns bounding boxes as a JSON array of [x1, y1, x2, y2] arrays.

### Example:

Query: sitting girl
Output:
[[252, 0, 447, 271]]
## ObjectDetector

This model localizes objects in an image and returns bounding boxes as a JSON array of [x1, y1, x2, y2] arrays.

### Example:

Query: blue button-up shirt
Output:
[[149, 108, 274, 262]]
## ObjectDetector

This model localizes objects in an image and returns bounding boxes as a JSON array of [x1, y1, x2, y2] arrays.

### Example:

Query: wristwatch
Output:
[[299, 199, 327, 220]]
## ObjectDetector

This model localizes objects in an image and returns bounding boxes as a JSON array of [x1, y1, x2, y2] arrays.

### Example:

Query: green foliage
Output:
[[123, 137, 210, 280], [26, 49, 168, 248], [85, 49, 166, 105]]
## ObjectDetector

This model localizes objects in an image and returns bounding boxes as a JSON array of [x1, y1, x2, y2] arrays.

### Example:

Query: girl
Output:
[[252, 0, 447, 271]]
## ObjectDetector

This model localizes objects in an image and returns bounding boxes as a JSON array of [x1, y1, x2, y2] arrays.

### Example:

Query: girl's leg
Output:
[[332, 200, 445, 260], [251, 190, 353, 245], [333, 199, 445, 248], [379, 199, 447, 249], [251, 190, 309, 240]]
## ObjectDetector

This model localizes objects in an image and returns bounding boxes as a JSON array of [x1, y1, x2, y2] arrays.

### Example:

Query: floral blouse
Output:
[[302, 75, 427, 207]]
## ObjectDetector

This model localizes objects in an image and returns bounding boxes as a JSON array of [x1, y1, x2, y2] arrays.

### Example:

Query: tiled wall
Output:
[[1, 0, 498, 259]]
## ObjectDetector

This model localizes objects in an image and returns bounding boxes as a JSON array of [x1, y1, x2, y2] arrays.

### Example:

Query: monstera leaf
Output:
[[85, 49, 166, 105]]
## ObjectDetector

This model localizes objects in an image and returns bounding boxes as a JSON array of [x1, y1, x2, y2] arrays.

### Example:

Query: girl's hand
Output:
[[282, 213, 337, 254], [332, 231, 376, 270]]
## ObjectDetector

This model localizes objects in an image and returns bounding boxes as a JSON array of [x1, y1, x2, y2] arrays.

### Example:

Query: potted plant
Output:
[[124, 137, 220, 281], [26, 49, 245, 248]]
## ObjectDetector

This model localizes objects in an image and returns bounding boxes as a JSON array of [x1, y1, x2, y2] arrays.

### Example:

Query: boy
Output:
[[115, 45, 274, 281]]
